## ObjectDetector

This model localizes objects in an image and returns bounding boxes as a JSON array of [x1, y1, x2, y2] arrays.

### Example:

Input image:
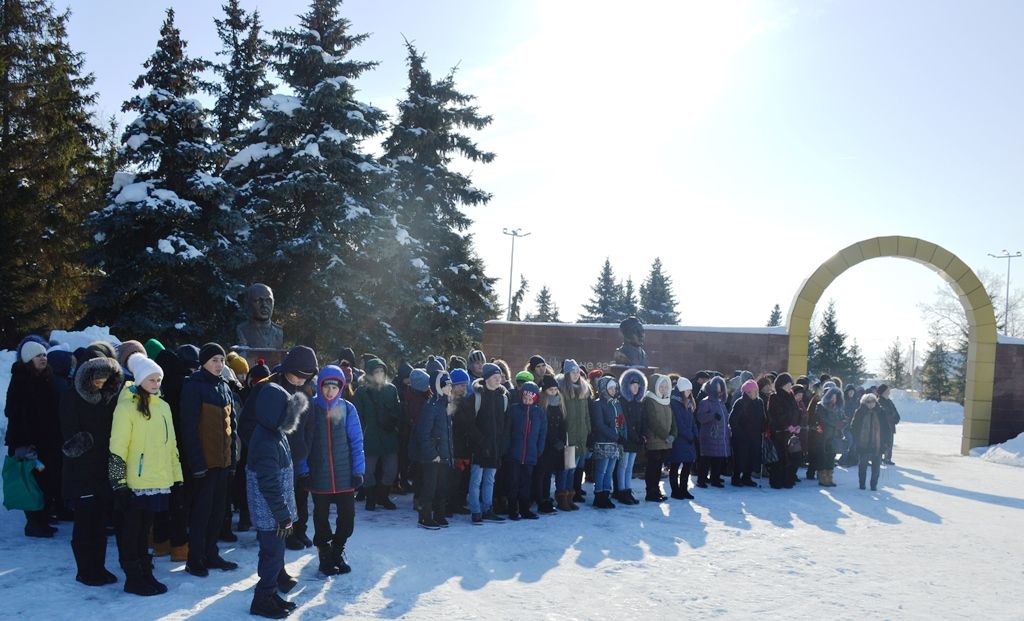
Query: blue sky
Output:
[[61, 0, 1024, 371]]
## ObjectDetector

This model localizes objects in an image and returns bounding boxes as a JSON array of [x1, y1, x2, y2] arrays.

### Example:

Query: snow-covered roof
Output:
[[485, 321, 789, 335]]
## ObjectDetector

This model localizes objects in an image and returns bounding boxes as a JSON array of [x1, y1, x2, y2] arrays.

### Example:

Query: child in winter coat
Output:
[[696, 376, 730, 488], [246, 378, 304, 618], [413, 370, 455, 530], [306, 366, 365, 576], [109, 354, 183, 596], [668, 377, 698, 499], [616, 369, 647, 505], [460, 364, 511, 522], [852, 393, 884, 491], [557, 362, 592, 503], [504, 382, 547, 520], [534, 374, 565, 514], [728, 379, 764, 488], [589, 376, 622, 509], [642, 374, 677, 502], [60, 356, 124, 586]]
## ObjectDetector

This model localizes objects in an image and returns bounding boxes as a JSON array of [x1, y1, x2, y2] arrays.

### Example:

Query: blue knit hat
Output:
[[481, 363, 502, 381], [521, 381, 540, 398], [450, 368, 470, 385], [410, 369, 430, 392]]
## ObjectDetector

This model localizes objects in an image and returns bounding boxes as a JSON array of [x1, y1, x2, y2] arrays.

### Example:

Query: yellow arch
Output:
[[786, 236, 998, 455]]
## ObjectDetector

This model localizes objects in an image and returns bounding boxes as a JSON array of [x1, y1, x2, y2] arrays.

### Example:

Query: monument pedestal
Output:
[[231, 346, 287, 370], [609, 364, 659, 378]]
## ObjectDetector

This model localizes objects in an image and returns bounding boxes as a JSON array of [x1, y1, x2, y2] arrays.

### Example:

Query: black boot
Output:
[[72, 541, 105, 586], [250, 589, 290, 619], [94, 538, 117, 584], [318, 545, 339, 576], [141, 554, 168, 594], [277, 568, 298, 593], [122, 560, 161, 596], [284, 533, 305, 551], [219, 515, 238, 542], [332, 540, 351, 574], [377, 485, 397, 511], [24, 511, 56, 538], [418, 511, 441, 530], [365, 487, 377, 512], [537, 498, 557, 514], [237, 510, 252, 532], [519, 499, 539, 520]]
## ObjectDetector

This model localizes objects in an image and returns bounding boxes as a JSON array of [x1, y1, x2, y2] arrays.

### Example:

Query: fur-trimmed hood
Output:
[[704, 376, 727, 403], [644, 374, 672, 406], [820, 386, 844, 411], [556, 373, 592, 400], [619, 368, 648, 403], [74, 357, 124, 405], [256, 381, 308, 434]]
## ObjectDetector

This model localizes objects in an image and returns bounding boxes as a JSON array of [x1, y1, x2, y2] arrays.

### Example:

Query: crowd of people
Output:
[[4, 335, 901, 618]]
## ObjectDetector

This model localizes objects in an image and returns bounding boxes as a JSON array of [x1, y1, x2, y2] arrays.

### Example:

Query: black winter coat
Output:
[[58, 358, 124, 500], [620, 399, 645, 453], [729, 395, 766, 447], [456, 381, 508, 468], [4, 362, 62, 457]]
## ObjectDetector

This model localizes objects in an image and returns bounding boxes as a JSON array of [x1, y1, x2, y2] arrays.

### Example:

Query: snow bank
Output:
[[971, 432, 1024, 467], [888, 389, 963, 425]]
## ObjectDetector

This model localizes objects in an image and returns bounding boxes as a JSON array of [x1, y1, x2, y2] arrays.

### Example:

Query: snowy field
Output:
[[1, 422, 1022, 620]]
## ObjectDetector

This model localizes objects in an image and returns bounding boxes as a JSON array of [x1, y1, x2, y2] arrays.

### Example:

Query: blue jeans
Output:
[[593, 457, 617, 493], [616, 451, 637, 490], [467, 465, 496, 514], [558, 452, 585, 491], [255, 530, 285, 593]]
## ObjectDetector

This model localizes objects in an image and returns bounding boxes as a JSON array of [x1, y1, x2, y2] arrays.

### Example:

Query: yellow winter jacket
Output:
[[109, 385, 184, 491]]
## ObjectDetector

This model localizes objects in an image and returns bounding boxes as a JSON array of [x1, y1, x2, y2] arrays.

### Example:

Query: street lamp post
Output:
[[988, 250, 1022, 334], [502, 228, 531, 321]]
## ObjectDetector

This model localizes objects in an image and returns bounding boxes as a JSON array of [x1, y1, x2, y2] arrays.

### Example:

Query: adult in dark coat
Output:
[[766, 373, 802, 489], [728, 379, 764, 488], [696, 376, 730, 488], [668, 377, 698, 500], [812, 386, 844, 487], [852, 393, 884, 490], [59, 357, 123, 585], [459, 365, 509, 522], [4, 337, 63, 537], [877, 384, 900, 464]]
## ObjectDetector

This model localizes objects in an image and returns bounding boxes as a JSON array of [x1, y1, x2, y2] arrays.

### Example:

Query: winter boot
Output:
[[332, 540, 351, 574], [274, 593, 297, 613], [141, 554, 168, 594], [250, 589, 290, 619], [556, 492, 572, 512], [24, 511, 56, 538], [237, 510, 252, 532], [818, 469, 830, 487], [537, 498, 557, 514], [365, 489, 377, 512], [377, 485, 397, 510], [219, 517, 238, 542], [152, 540, 171, 557], [122, 560, 161, 596], [72, 541, 105, 586], [493, 496, 508, 515], [318, 545, 339, 576], [94, 539, 118, 584], [519, 499, 539, 520], [170, 543, 189, 562], [277, 568, 298, 593], [418, 512, 441, 530], [827, 470, 838, 487], [284, 532, 305, 551]]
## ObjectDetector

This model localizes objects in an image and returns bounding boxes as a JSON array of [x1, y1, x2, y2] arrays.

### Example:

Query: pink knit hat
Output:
[[741, 379, 759, 395]]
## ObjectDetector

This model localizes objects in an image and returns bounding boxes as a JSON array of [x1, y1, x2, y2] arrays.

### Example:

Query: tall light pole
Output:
[[502, 228, 530, 321], [989, 250, 1022, 334]]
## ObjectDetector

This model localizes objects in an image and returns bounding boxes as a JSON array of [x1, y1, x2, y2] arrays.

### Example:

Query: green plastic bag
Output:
[[3, 455, 44, 511]]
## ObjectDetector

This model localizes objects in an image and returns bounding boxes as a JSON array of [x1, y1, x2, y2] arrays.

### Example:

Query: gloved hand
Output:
[[352, 473, 364, 490], [113, 487, 132, 513], [665, 435, 675, 445], [14, 445, 37, 461], [193, 469, 207, 479], [276, 519, 293, 539]]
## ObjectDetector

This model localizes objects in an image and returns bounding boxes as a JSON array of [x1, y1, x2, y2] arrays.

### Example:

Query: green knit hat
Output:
[[144, 338, 166, 360]]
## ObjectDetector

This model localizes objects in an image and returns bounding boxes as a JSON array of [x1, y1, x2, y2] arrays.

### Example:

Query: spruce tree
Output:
[[86, 8, 245, 342], [846, 339, 868, 386], [508, 276, 528, 322], [0, 0, 105, 346], [224, 0, 390, 352], [950, 337, 968, 405], [618, 277, 639, 318], [638, 257, 679, 325], [811, 301, 849, 376], [526, 285, 560, 322], [882, 338, 908, 389], [580, 258, 621, 323], [767, 304, 783, 327], [211, 0, 272, 143], [380, 41, 498, 357], [921, 329, 952, 401]]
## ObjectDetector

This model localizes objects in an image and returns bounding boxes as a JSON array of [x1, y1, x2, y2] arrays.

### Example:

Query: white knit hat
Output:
[[127, 353, 163, 383], [20, 341, 47, 364]]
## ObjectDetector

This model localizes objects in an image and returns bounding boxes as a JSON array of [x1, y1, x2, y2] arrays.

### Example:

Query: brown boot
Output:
[[555, 492, 570, 512], [152, 540, 171, 557], [818, 469, 829, 487], [170, 543, 189, 562]]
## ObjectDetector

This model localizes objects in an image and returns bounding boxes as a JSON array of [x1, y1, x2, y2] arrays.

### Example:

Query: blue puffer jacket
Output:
[[307, 366, 366, 494], [505, 402, 547, 465], [669, 389, 698, 464], [413, 395, 454, 465], [696, 376, 731, 457], [246, 382, 300, 531], [590, 377, 622, 446]]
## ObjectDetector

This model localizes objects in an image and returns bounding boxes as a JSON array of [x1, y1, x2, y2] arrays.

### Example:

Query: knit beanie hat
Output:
[[397, 361, 414, 382], [877, 384, 890, 395], [338, 347, 357, 366], [128, 353, 163, 384], [249, 358, 271, 384], [468, 350, 486, 366], [588, 369, 604, 380], [226, 351, 250, 377], [562, 359, 580, 375], [364, 358, 387, 376], [144, 338, 166, 360], [521, 381, 540, 398], [450, 368, 470, 385], [430, 370, 452, 394], [410, 369, 430, 392], [87, 340, 117, 359], [19, 340, 47, 364], [449, 355, 467, 370], [541, 374, 559, 391], [528, 355, 546, 368], [282, 346, 319, 378], [677, 377, 693, 392], [199, 342, 226, 366], [481, 363, 502, 381], [515, 371, 534, 383], [741, 379, 758, 395], [177, 344, 200, 366], [117, 340, 146, 370]]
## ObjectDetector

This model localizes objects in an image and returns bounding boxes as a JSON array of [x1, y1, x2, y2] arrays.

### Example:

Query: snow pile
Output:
[[887, 389, 963, 425], [971, 432, 1024, 467]]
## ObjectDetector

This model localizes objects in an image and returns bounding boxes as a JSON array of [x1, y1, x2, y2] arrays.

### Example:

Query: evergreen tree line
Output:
[[0, 0, 499, 362]]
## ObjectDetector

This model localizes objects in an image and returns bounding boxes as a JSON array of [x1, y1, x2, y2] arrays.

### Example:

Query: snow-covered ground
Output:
[[1, 423, 1022, 619], [972, 431, 1024, 467]]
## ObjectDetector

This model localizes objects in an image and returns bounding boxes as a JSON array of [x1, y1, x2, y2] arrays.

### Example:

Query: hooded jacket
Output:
[[246, 383, 302, 531], [590, 376, 622, 446], [619, 369, 647, 453], [180, 367, 237, 474], [109, 383, 184, 492], [557, 373, 592, 453], [59, 358, 124, 500], [697, 376, 731, 457], [413, 393, 454, 465], [456, 378, 508, 469], [669, 388, 698, 464], [353, 374, 402, 457], [505, 398, 547, 466], [307, 366, 365, 494], [642, 374, 677, 451], [5, 360, 61, 457]]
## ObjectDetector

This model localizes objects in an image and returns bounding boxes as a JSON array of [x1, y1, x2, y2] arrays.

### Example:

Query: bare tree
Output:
[[918, 268, 1023, 342]]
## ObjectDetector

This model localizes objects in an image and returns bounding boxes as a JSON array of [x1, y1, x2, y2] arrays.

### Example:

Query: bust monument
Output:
[[613, 316, 648, 367], [236, 283, 284, 350]]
